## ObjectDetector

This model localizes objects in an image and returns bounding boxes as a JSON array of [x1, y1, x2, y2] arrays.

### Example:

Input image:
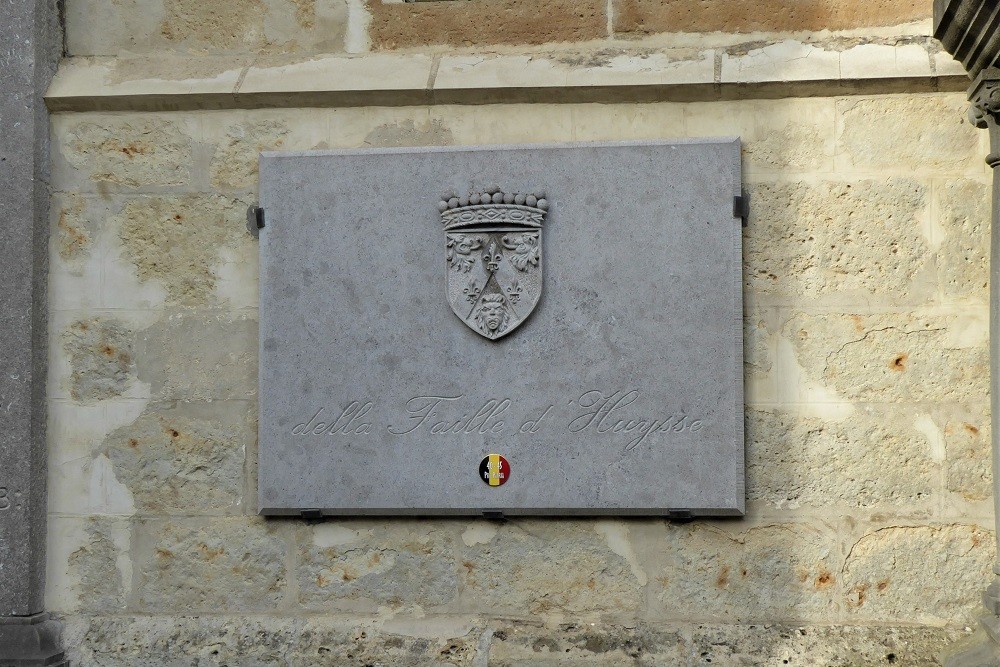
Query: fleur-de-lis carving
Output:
[[463, 279, 482, 303], [483, 240, 503, 273], [505, 280, 522, 304]]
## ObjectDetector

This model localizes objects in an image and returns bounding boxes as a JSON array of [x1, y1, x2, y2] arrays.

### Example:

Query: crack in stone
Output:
[[823, 325, 947, 375]]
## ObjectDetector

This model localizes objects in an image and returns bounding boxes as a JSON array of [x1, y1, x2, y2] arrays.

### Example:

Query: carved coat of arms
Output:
[[439, 189, 548, 340]]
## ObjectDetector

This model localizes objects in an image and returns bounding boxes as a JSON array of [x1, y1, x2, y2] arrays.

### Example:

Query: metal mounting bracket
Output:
[[247, 205, 265, 238], [733, 194, 749, 227]]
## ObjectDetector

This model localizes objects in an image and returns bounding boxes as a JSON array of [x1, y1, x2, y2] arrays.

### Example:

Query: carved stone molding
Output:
[[934, 0, 1000, 79], [968, 69, 1000, 167]]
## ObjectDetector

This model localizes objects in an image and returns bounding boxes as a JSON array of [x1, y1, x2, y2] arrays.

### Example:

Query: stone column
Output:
[[0, 0, 67, 664], [944, 69, 1000, 667]]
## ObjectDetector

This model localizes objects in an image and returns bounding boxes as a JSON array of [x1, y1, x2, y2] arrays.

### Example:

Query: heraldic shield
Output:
[[439, 189, 548, 340]]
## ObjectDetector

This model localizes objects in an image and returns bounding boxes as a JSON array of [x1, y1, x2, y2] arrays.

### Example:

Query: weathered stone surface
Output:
[[783, 312, 989, 403], [842, 524, 995, 625], [644, 522, 841, 621], [613, 0, 929, 35], [49, 517, 129, 614], [160, 0, 268, 49], [47, 400, 146, 516], [66, 0, 348, 56], [487, 620, 688, 665], [458, 521, 644, 616], [134, 310, 257, 401], [210, 119, 291, 190], [684, 100, 836, 174], [363, 118, 455, 149], [62, 615, 483, 666], [936, 178, 991, 302], [745, 179, 932, 300], [428, 105, 575, 146], [743, 104, 835, 173], [744, 310, 773, 375], [693, 624, 967, 667], [746, 406, 936, 511], [367, 0, 606, 49], [116, 195, 252, 305], [99, 401, 250, 515], [58, 117, 193, 188], [944, 405, 992, 502], [53, 193, 94, 269], [837, 95, 981, 173], [134, 518, 288, 612], [297, 522, 460, 610], [66, 615, 299, 666], [60, 318, 136, 403], [293, 618, 481, 666]]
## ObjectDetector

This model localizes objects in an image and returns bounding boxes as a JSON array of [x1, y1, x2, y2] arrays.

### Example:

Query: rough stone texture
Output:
[[62, 615, 484, 666], [100, 401, 250, 515], [936, 178, 991, 302], [53, 193, 94, 269], [293, 618, 481, 666], [297, 522, 460, 610], [116, 195, 252, 305], [613, 0, 929, 35], [692, 624, 967, 667], [745, 179, 932, 301], [134, 310, 257, 400], [367, 0, 607, 50], [63, 518, 128, 613], [842, 524, 995, 625], [64, 0, 348, 56], [458, 521, 644, 616], [134, 518, 288, 612], [783, 312, 989, 403], [837, 95, 981, 173], [736, 101, 835, 174], [58, 615, 976, 666], [60, 318, 136, 403], [59, 118, 193, 188], [363, 119, 455, 149], [746, 406, 936, 511], [160, 0, 268, 50], [645, 522, 841, 622], [210, 119, 291, 190], [743, 308, 774, 378], [944, 405, 992, 502], [487, 620, 688, 665], [680, 99, 839, 176], [41, 95, 998, 661]]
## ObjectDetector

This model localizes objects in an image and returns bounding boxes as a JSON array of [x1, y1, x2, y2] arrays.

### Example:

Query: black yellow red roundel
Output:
[[479, 454, 510, 487]]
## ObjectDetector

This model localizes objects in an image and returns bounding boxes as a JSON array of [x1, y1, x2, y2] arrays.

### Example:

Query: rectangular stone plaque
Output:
[[258, 139, 744, 516]]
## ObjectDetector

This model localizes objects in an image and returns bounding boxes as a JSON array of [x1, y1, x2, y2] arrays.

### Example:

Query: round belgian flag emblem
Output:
[[479, 454, 510, 487]]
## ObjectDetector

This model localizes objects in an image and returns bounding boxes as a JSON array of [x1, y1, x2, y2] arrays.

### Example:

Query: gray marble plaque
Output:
[[258, 140, 744, 516]]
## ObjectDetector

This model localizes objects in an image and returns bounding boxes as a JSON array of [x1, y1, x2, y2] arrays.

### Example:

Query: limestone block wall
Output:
[[43, 90, 996, 664], [63, 0, 931, 55]]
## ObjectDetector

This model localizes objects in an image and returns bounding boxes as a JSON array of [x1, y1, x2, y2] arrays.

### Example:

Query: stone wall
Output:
[[43, 0, 998, 665], [44, 94, 995, 665], [63, 0, 931, 55]]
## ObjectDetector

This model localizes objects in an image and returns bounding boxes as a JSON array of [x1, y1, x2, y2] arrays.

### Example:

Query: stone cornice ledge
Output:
[[47, 40, 970, 113]]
